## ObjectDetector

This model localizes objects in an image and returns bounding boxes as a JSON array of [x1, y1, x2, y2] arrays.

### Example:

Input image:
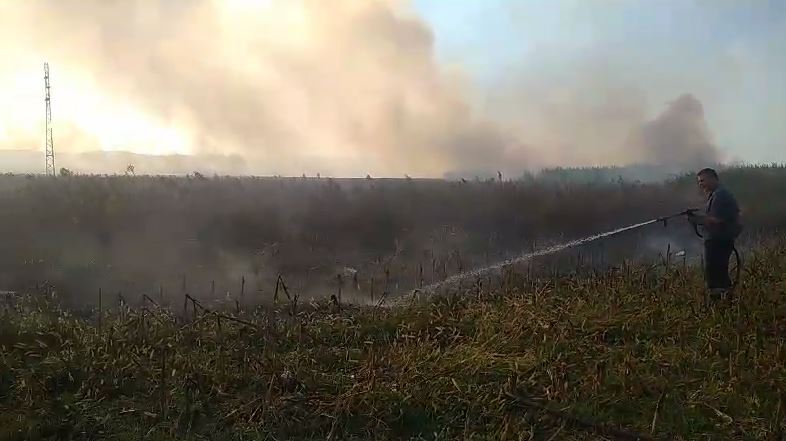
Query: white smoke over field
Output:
[[0, 0, 721, 177]]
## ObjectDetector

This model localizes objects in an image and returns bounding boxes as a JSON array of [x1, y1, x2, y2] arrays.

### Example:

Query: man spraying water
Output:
[[404, 167, 742, 303], [688, 168, 742, 299]]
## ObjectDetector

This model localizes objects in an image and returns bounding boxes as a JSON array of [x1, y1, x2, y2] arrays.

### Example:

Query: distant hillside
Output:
[[446, 163, 721, 184], [4, 149, 778, 184], [0, 149, 248, 176]]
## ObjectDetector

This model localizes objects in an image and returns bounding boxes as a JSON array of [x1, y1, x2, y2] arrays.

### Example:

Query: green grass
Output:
[[2, 240, 786, 440]]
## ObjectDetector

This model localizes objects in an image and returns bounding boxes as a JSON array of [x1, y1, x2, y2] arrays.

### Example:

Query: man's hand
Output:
[[703, 215, 722, 226], [688, 211, 721, 227], [688, 211, 706, 226]]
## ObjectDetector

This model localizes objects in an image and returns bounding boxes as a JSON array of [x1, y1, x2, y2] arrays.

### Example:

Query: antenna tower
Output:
[[44, 62, 56, 176]]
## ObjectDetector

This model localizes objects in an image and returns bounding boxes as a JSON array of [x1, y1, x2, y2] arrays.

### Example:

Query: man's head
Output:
[[697, 168, 719, 194]]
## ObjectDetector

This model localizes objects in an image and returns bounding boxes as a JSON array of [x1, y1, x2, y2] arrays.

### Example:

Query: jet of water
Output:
[[401, 218, 661, 300]]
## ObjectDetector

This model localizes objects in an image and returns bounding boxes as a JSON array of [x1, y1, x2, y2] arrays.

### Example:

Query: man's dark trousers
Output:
[[704, 238, 734, 289]]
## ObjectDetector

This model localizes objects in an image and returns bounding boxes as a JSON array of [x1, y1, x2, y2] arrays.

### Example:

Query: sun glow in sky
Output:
[[0, 0, 323, 159], [0, 59, 191, 156], [0, 0, 283, 158]]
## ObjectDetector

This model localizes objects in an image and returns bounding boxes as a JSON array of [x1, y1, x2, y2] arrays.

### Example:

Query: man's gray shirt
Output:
[[704, 186, 741, 241]]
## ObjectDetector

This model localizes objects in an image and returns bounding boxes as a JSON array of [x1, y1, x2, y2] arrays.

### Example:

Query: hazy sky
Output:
[[414, 0, 786, 166], [0, 0, 783, 177]]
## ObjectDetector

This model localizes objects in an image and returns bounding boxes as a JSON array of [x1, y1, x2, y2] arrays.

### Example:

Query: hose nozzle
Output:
[[657, 208, 699, 228]]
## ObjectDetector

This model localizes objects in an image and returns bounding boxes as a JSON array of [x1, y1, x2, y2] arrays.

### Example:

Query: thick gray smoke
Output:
[[0, 0, 723, 177], [628, 94, 720, 167]]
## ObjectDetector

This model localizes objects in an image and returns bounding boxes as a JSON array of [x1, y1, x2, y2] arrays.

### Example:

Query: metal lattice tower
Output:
[[44, 62, 56, 176]]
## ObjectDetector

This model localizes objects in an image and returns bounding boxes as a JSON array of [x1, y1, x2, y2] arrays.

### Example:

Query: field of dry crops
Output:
[[2, 235, 785, 440]]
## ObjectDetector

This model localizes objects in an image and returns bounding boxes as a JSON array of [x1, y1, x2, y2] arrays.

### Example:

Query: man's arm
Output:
[[702, 214, 724, 226], [688, 211, 712, 226], [686, 212, 723, 226]]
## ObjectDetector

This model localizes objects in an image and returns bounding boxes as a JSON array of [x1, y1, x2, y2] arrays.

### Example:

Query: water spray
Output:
[[403, 208, 740, 300]]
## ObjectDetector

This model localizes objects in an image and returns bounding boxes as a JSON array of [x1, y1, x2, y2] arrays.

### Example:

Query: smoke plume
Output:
[[0, 0, 723, 177], [627, 94, 721, 167]]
